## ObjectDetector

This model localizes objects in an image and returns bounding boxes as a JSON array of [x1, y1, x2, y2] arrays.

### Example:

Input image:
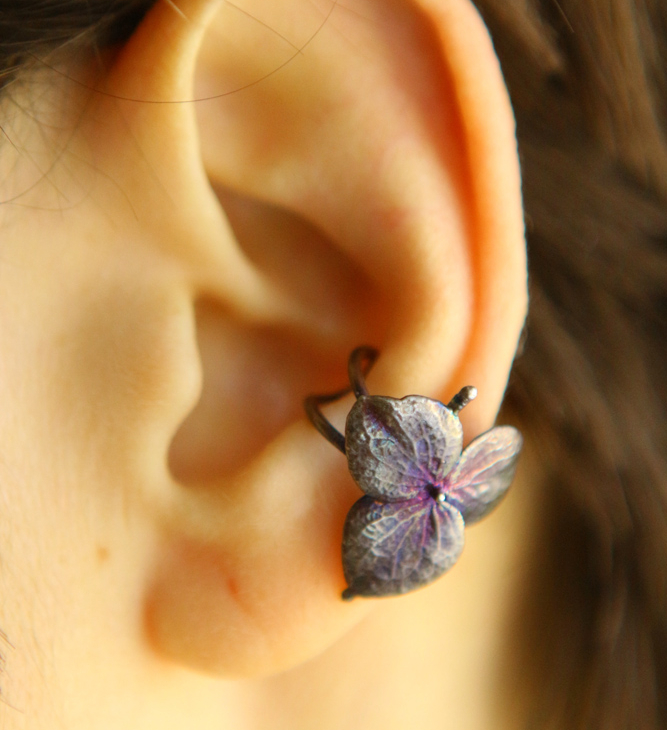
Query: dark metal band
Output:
[[304, 346, 379, 454]]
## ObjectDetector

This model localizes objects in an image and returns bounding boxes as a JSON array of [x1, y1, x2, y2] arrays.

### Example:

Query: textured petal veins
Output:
[[444, 426, 523, 524], [345, 395, 463, 501], [342, 495, 465, 598], [341, 393, 522, 598]]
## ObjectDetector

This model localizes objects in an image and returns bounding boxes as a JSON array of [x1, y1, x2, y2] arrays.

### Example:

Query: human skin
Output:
[[0, 0, 528, 727]]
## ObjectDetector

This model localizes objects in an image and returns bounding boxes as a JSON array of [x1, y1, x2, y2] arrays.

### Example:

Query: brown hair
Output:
[[0, 1, 665, 727], [0, 1, 151, 88], [475, 1, 667, 726]]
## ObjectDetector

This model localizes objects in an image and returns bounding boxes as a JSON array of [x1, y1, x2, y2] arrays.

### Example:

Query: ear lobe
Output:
[[107, 0, 527, 676]]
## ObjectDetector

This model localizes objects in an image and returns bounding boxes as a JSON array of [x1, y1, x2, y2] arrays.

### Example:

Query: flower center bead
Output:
[[426, 484, 445, 502]]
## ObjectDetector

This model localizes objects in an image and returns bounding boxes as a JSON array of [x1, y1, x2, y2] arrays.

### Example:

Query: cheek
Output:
[[0, 230, 200, 485], [0, 210, 201, 678]]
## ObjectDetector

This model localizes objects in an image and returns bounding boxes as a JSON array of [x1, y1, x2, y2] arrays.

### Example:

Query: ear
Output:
[[97, 0, 526, 676]]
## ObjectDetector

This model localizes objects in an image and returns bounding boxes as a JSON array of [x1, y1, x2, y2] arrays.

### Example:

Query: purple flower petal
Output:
[[341, 495, 465, 598], [345, 395, 463, 501], [444, 426, 523, 524]]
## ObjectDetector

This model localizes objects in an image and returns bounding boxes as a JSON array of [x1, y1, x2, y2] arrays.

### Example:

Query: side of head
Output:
[[0, 0, 526, 688]]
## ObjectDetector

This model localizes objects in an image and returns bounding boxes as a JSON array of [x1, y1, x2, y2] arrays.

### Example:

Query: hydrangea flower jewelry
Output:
[[305, 346, 523, 600]]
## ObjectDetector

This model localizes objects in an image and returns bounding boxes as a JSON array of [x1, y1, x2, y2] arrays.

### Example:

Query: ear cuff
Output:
[[305, 346, 523, 600]]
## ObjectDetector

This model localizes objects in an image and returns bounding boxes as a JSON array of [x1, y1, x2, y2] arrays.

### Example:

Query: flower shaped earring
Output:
[[305, 347, 523, 600]]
